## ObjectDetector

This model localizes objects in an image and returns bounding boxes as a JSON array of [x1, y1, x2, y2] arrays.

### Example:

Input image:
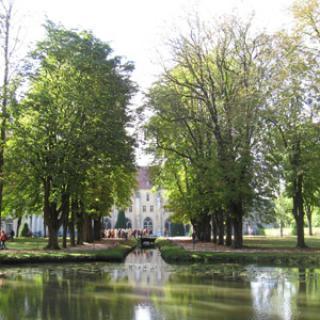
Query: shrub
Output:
[[257, 227, 266, 236], [170, 223, 185, 236], [20, 223, 30, 237], [115, 210, 127, 229]]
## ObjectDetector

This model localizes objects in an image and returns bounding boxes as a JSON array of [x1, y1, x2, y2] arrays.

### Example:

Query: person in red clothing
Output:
[[0, 230, 7, 249]]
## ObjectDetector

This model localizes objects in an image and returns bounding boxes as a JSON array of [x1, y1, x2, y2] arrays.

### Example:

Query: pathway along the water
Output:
[[0, 248, 319, 319]]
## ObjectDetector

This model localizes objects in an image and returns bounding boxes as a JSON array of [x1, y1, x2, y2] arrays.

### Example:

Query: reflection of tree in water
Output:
[[0, 265, 135, 320], [296, 268, 320, 319], [40, 267, 135, 320], [157, 270, 254, 320], [249, 267, 300, 320], [0, 272, 43, 320], [249, 267, 320, 320], [0, 264, 320, 320]]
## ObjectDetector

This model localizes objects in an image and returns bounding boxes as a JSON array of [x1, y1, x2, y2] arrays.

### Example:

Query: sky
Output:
[[14, 0, 295, 164], [15, 0, 294, 91]]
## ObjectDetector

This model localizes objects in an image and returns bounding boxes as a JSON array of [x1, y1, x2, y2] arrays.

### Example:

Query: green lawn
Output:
[[0, 238, 137, 264], [6, 237, 48, 250], [243, 236, 320, 249], [156, 238, 320, 266]]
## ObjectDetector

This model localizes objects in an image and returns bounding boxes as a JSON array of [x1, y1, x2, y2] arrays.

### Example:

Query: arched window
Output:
[[143, 217, 153, 234]]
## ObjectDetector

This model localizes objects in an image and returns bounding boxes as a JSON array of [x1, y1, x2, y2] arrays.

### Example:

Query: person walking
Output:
[[0, 230, 8, 249]]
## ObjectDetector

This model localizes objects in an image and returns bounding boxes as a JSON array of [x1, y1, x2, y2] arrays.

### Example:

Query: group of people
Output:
[[104, 228, 152, 239], [105, 228, 129, 240]]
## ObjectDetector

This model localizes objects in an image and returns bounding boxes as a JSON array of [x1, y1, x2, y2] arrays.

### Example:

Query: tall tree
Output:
[[0, 0, 15, 228], [146, 16, 272, 247], [267, 25, 320, 247], [11, 21, 136, 249]]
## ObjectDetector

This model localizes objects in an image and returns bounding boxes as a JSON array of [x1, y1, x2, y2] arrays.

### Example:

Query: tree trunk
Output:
[[291, 139, 306, 248], [217, 212, 224, 245], [211, 213, 217, 244], [225, 216, 232, 246], [76, 216, 83, 245], [280, 221, 283, 238], [62, 192, 69, 249], [69, 199, 77, 246], [231, 201, 243, 249], [47, 222, 60, 250], [83, 215, 93, 243], [76, 204, 84, 245], [232, 215, 243, 249], [192, 212, 211, 242], [0, 4, 12, 231], [43, 177, 63, 249], [295, 212, 306, 248], [43, 218, 47, 238], [306, 205, 312, 236], [16, 216, 22, 237], [292, 181, 306, 248], [93, 216, 102, 241]]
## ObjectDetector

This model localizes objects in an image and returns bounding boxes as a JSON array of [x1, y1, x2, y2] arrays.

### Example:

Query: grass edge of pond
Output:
[[0, 240, 137, 265], [156, 239, 320, 267]]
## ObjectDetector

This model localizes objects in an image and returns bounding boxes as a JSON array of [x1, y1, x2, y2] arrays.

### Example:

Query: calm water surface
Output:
[[0, 249, 319, 320]]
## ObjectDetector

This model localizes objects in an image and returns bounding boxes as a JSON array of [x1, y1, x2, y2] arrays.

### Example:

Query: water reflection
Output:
[[249, 267, 320, 320], [249, 267, 298, 320], [0, 250, 318, 320], [125, 248, 169, 286]]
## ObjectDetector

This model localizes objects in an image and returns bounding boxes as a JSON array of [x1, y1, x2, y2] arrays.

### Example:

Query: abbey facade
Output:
[[105, 167, 172, 236]]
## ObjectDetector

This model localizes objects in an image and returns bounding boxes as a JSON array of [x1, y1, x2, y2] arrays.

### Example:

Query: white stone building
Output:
[[106, 167, 172, 236]]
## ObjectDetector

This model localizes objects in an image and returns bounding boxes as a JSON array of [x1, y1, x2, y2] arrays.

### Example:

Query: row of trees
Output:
[[0, 2, 136, 248], [145, 1, 320, 248]]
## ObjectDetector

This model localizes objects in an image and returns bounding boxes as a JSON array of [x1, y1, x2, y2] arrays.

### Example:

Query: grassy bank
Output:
[[156, 238, 320, 267], [243, 236, 320, 248], [0, 239, 136, 265]]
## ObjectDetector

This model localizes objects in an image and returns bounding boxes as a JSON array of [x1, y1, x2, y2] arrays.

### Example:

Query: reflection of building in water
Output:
[[125, 248, 170, 318], [250, 267, 298, 320], [106, 167, 174, 236], [124, 249, 170, 287], [110, 248, 170, 318]]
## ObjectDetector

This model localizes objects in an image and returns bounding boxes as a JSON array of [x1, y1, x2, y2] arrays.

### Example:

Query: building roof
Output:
[[137, 167, 152, 189]]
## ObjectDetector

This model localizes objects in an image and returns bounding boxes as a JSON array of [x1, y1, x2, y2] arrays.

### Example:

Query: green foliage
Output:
[[156, 239, 192, 263], [115, 210, 127, 229], [6, 21, 136, 248], [146, 16, 275, 246], [170, 222, 185, 236], [291, 224, 297, 236], [274, 194, 293, 227], [256, 225, 266, 236], [20, 223, 30, 237]]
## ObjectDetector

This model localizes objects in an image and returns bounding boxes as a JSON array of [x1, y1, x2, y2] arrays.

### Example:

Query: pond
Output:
[[0, 249, 319, 320]]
